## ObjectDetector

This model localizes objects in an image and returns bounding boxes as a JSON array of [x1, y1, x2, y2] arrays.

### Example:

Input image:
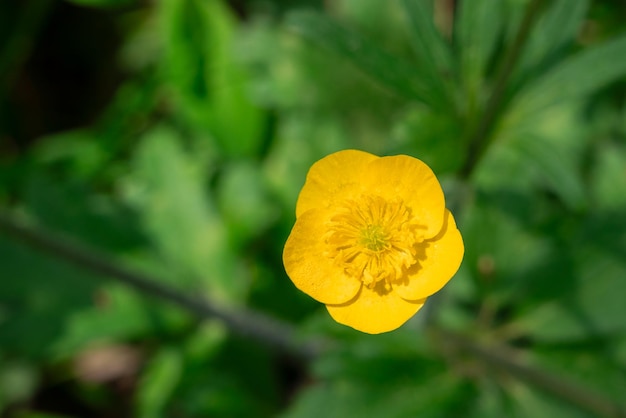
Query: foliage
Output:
[[1, 0, 626, 417]]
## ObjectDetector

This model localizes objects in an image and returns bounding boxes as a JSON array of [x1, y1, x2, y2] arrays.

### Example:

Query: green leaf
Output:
[[29, 130, 108, 179], [455, 0, 504, 106], [615, 336, 626, 368], [590, 140, 626, 210], [22, 174, 144, 253], [331, 0, 414, 60], [282, 375, 471, 418], [0, 234, 98, 358], [282, 335, 476, 418], [169, 337, 280, 417], [516, 213, 626, 341], [160, 0, 265, 157], [476, 100, 588, 209], [51, 284, 188, 358], [286, 11, 448, 109], [400, 0, 455, 98], [505, 382, 592, 418], [515, 0, 589, 80], [392, 105, 464, 174], [264, 114, 350, 210], [510, 134, 587, 210], [182, 323, 227, 364], [135, 348, 183, 418], [216, 161, 278, 247], [510, 33, 626, 121], [401, 0, 453, 72], [460, 189, 552, 297], [123, 127, 247, 303]]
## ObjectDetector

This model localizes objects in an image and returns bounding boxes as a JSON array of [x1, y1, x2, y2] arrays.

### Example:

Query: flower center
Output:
[[325, 195, 423, 290], [360, 224, 389, 252]]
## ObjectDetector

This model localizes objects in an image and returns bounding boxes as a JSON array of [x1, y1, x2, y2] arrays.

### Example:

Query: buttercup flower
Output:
[[283, 150, 464, 334]]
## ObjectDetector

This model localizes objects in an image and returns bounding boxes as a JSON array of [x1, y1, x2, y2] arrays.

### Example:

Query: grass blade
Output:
[[510, 33, 626, 121], [400, 0, 455, 92], [287, 11, 449, 109]]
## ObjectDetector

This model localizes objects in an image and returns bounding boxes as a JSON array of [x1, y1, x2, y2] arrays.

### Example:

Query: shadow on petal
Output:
[[393, 209, 464, 301], [326, 284, 426, 334]]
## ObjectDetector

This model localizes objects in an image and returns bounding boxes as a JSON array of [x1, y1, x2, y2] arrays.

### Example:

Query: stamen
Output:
[[325, 195, 423, 289]]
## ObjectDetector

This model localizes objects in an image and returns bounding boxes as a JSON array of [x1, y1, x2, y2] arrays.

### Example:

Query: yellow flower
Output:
[[283, 150, 464, 334]]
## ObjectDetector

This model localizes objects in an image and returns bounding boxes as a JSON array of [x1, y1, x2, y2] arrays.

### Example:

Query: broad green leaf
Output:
[[135, 348, 183, 418], [239, 18, 401, 137], [391, 105, 464, 174], [333, 0, 408, 53], [473, 139, 538, 192], [216, 161, 278, 247], [478, 100, 588, 209], [509, 33, 626, 122], [29, 130, 108, 179], [123, 127, 247, 303], [468, 379, 511, 418], [263, 114, 350, 211], [590, 141, 626, 210], [286, 11, 449, 109], [515, 0, 589, 81], [455, 0, 504, 108], [169, 337, 280, 417], [615, 336, 626, 368], [510, 134, 587, 210], [282, 375, 472, 418], [400, 0, 455, 91], [0, 235, 98, 358], [51, 284, 188, 358], [505, 381, 593, 418], [182, 323, 227, 364], [515, 214, 626, 341], [22, 175, 144, 252], [160, 0, 265, 157], [460, 189, 552, 296], [282, 334, 476, 418]]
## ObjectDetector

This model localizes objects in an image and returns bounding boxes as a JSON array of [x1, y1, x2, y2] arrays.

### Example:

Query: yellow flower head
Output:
[[283, 150, 464, 334]]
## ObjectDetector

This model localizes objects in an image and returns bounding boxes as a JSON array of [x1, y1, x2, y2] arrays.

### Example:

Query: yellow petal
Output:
[[283, 208, 362, 305], [394, 209, 464, 301], [361, 155, 445, 239], [326, 285, 426, 334], [296, 149, 379, 218]]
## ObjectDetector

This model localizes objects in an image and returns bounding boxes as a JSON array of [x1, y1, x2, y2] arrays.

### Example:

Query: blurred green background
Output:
[[1, 0, 626, 417]]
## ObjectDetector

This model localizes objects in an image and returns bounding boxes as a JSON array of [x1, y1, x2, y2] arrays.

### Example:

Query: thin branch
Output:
[[0, 209, 327, 361], [434, 329, 626, 418], [1, 209, 623, 416], [460, 0, 545, 178]]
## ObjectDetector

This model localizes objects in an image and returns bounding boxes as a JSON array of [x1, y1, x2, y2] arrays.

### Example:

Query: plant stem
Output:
[[1, 209, 623, 415], [460, 0, 545, 178], [0, 209, 327, 361], [3, 206, 625, 416], [434, 329, 626, 418]]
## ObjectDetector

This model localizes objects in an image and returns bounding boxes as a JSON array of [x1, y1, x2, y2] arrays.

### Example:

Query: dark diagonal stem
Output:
[[0, 209, 326, 361], [1, 209, 623, 416], [435, 329, 626, 418]]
